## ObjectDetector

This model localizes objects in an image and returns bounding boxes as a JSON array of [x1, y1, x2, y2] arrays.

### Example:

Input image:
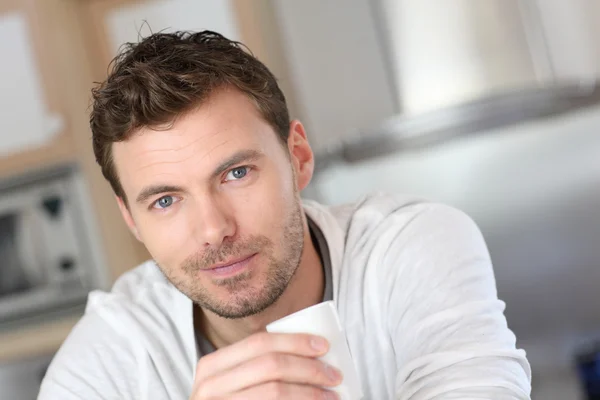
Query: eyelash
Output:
[[151, 195, 178, 211], [224, 165, 252, 182]]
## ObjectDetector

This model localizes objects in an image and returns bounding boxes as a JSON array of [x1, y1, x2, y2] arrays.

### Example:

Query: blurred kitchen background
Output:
[[0, 0, 599, 399]]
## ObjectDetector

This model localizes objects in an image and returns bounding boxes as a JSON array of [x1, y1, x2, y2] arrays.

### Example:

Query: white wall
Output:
[[272, 0, 398, 152], [530, 0, 599, 83], [105, 0, 240, 56], [0, 12, 64, 156]]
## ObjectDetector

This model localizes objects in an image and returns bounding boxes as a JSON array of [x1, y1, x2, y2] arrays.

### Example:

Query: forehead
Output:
[[112, 89, 284, 194]]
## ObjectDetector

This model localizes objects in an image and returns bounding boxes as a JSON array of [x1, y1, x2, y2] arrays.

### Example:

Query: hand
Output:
[[190, 332, 342, 399]]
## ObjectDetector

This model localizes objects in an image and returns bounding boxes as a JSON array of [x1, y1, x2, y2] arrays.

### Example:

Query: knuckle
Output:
[[195, 357, 206, 372], [309, 387, 325, 400], [195, 353, 216, 373], [313, 388, 332, 400], [265, 381, 287, 398], [194, 375, 221, 399], [310, 361, 325, 382], [193, 383, 211, 399], [262, 353, 287, 376]]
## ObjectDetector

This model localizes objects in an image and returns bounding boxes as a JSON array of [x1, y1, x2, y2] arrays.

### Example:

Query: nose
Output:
[[195, 195, 236, 248]]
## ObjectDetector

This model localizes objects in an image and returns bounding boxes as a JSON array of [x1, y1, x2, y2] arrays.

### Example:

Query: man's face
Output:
[[112, 88, 314, 318]]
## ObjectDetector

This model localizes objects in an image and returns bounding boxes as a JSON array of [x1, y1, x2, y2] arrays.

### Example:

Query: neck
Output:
[[196, 214, 324, 349]]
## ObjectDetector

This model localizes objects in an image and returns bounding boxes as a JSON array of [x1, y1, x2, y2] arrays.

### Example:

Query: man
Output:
[[39, 31, 531, 399]]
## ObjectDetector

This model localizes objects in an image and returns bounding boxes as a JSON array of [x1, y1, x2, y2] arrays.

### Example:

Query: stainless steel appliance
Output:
[[0, 353, 54, 400], [0, 165, 107, 328]]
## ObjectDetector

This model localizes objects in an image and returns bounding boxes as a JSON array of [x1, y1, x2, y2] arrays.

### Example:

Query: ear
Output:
[[116, 196, 141, 242], [286, 120, 315, 191]]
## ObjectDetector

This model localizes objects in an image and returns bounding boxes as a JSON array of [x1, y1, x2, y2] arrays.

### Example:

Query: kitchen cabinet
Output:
[[0, 0, 152, 291], [0, 0, 149, 363], [0, 1, 75, 179], [0, 0, 290, 365]]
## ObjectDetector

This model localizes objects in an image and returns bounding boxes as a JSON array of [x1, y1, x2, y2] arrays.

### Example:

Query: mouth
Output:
[[203, 253, 258, 278]]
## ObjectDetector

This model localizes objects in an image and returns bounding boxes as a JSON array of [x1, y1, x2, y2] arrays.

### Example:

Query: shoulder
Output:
[[304, 192, 480, 250], [85, 260, 187, 324], [39, 260, 194, 398], [88, 259, 170, 307], [41, 261, 166, 375], [39, 301, 140, 399], [305, 192, 489, 289], [81, 260, 192, 344], [338, 193, 494, 305]]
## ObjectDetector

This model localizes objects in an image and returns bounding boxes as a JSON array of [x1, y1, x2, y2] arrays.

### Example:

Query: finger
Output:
[[195, 332, 329, 382], [226, 382, 339, 400], [199, 353, 342, 396]]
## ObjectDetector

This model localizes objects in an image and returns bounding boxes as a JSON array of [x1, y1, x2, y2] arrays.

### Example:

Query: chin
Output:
[[200, 279, 287, 319]]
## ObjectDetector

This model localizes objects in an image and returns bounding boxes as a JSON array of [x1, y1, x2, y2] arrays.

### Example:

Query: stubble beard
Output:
[[165, 198, 305, 319]]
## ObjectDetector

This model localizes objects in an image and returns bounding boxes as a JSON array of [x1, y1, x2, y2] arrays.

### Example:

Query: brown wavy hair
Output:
[[90, 30, 290, 202]]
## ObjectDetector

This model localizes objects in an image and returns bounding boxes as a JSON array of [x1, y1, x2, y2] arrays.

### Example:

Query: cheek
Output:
[[133, 210, 198, 269], [230, 170, 295, 237]]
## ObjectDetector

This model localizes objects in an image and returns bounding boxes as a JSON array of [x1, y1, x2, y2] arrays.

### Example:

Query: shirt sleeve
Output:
[[38, 310, 139, 400], [384, 204, 532, 399]]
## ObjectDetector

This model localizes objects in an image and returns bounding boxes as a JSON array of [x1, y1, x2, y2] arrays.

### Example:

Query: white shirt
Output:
[[39, 193, 532, 399]]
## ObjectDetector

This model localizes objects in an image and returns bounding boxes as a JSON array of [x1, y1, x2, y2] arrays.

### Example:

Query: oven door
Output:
[[0, 204, 46, 297], [0, 189, 88, 325]]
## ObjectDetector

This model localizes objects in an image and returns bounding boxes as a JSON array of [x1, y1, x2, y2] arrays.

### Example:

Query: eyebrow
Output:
[[210, 149, 263, 180], [136, 184, 184, 205], [134, 149, 264, 205]]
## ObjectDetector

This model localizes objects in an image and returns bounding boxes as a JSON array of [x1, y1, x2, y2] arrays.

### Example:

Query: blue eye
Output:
[[154, 196, 174, 209], [226, 166, 248, 181]]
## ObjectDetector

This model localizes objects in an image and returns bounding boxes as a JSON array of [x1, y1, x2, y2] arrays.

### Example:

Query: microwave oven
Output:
[[0, 165, 108, 328]]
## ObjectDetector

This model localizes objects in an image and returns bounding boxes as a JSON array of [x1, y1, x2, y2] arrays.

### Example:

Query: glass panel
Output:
[[0, 213, 32, 295]]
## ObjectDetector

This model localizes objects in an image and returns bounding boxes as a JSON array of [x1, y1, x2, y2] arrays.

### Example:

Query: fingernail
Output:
[[323, 390, 339, 400], [325, 364, 342, 383], [311, 337, 328, 352]]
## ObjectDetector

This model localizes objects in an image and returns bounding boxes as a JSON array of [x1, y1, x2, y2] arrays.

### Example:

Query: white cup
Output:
[[266, 301, 363, 400]]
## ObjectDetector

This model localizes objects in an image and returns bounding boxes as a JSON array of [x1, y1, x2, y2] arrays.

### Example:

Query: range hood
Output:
[[315, 83, 600, 170], [313, 0, 600, 169]]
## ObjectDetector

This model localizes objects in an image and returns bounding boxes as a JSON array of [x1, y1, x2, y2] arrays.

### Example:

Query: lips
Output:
[[207, 253, 256, 270], [201, 253, 258, 278]]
